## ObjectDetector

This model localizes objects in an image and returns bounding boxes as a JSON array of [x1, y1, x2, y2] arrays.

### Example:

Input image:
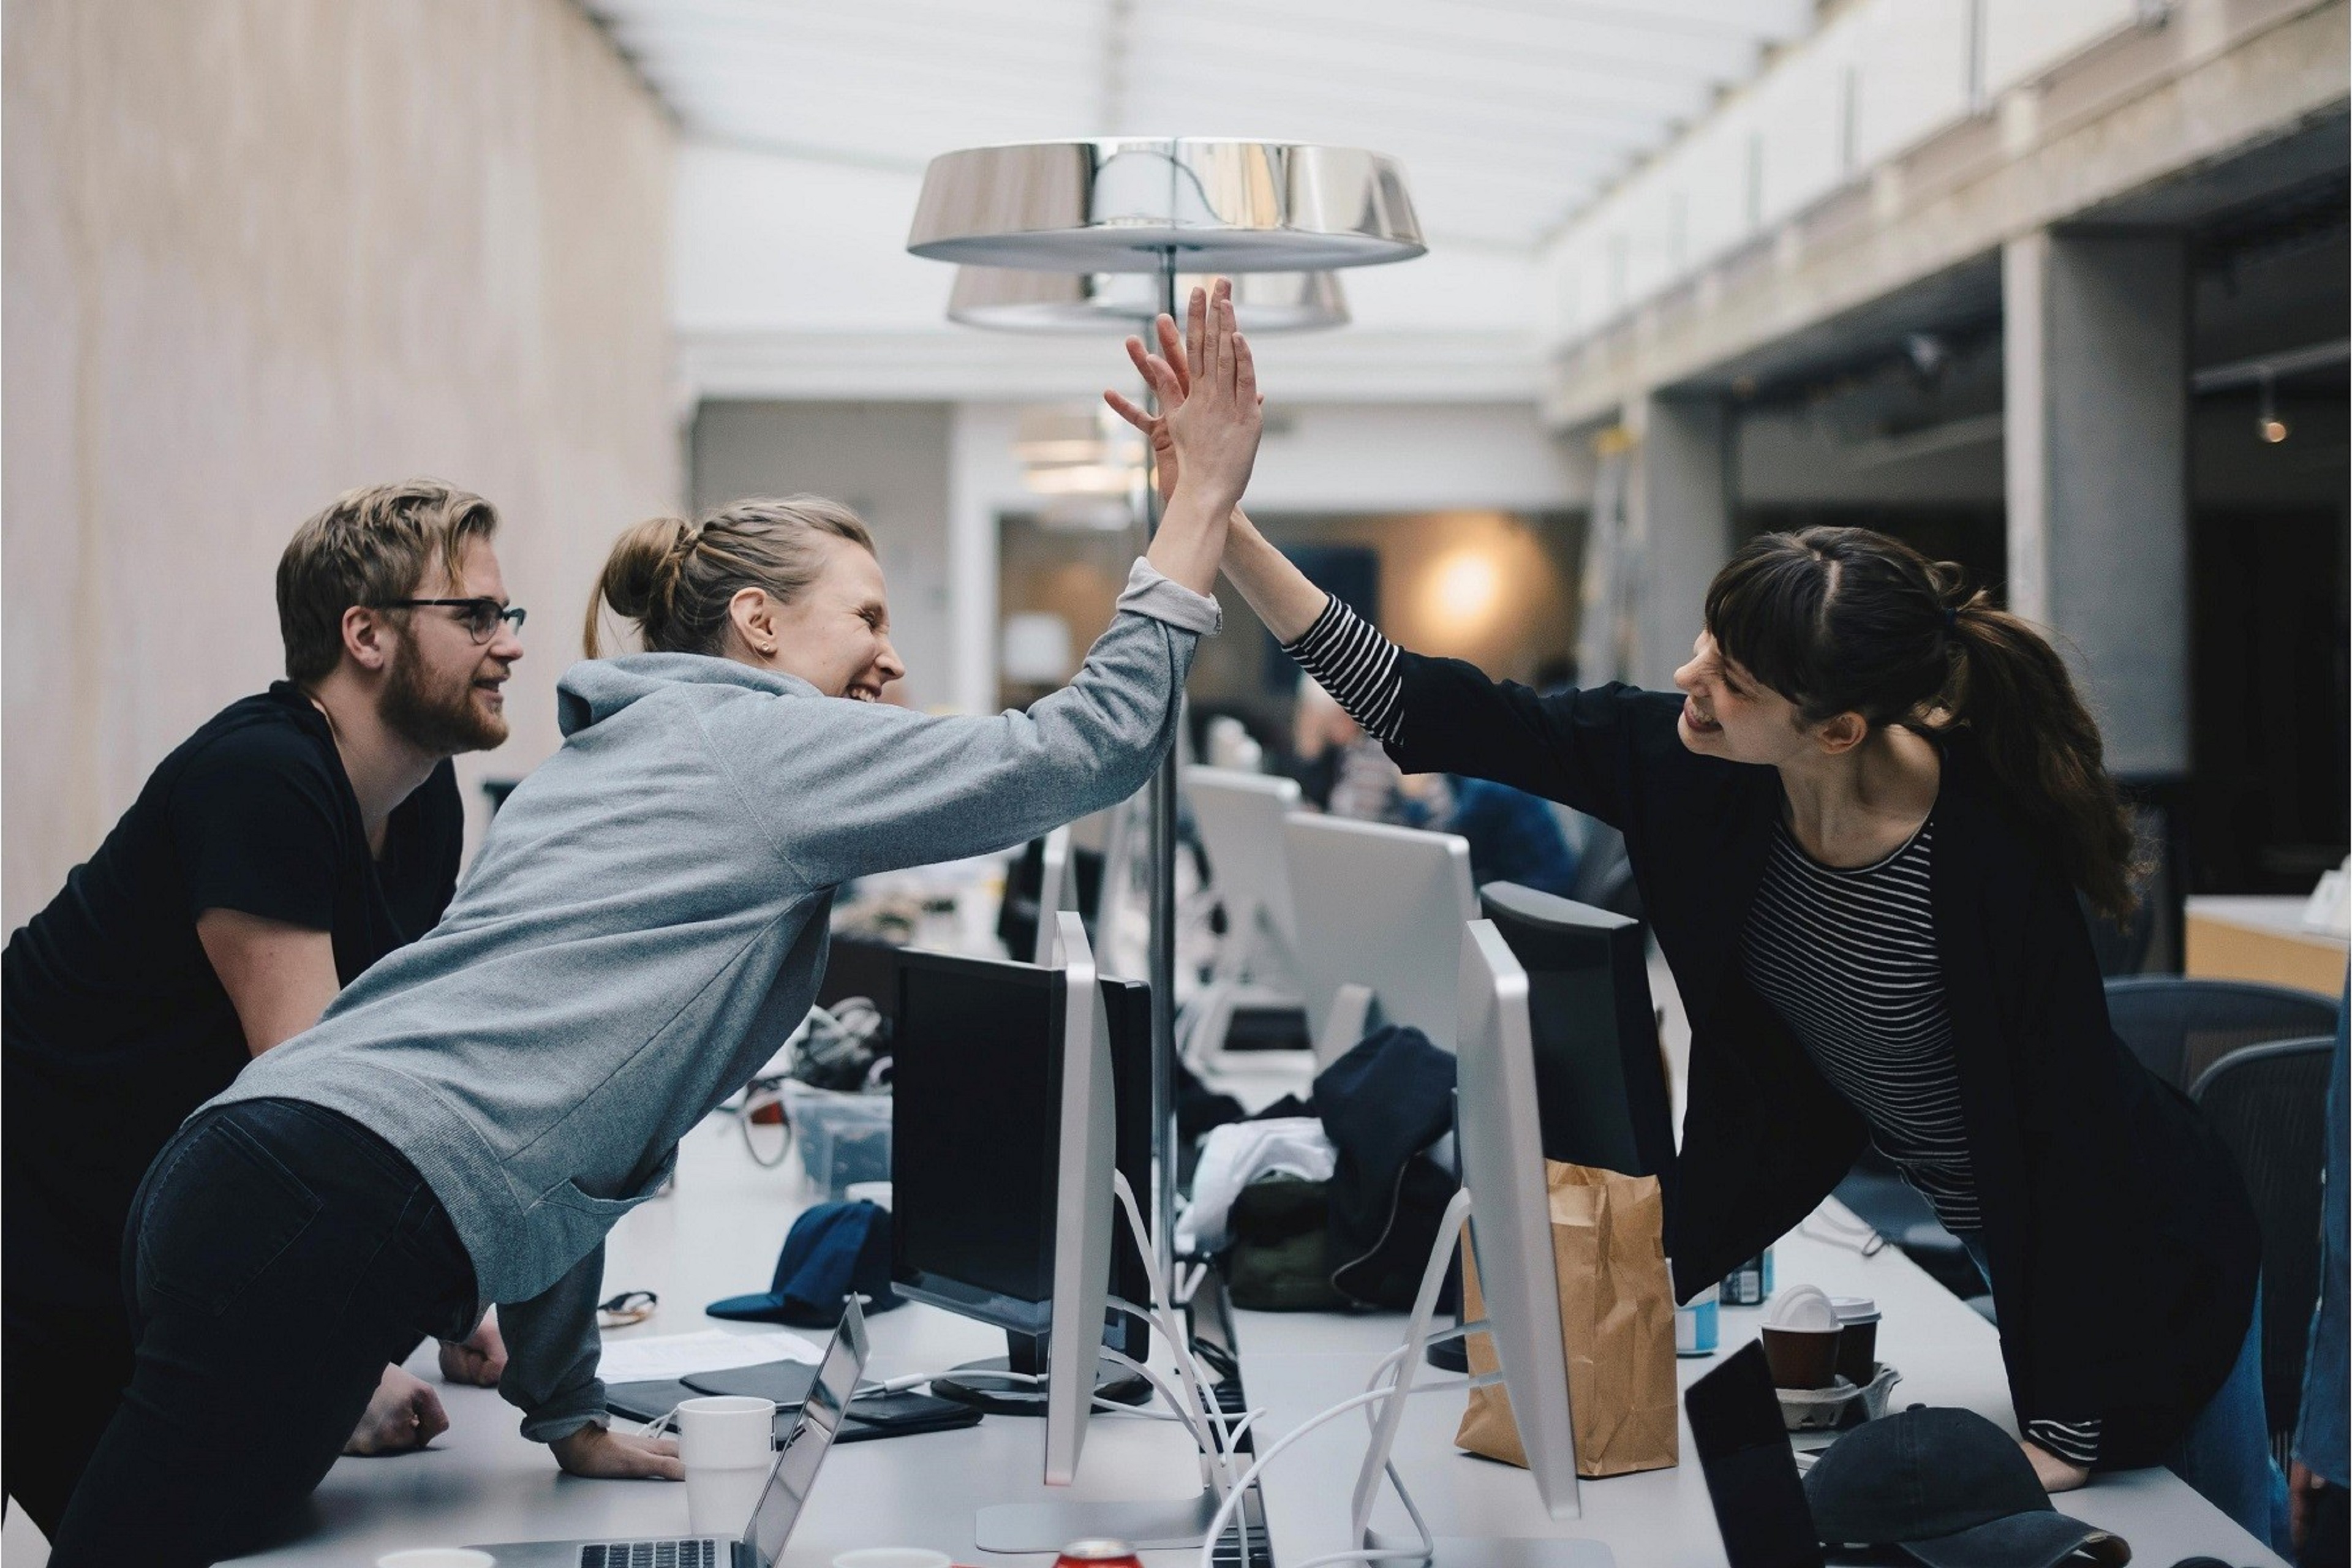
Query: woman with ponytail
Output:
[[1110, 299, 2276, 1546], [50, 290, 1261, 1567]]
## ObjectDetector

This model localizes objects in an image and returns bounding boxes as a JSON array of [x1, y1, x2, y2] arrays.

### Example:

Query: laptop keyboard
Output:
[[579, 1542, 718, 1568]]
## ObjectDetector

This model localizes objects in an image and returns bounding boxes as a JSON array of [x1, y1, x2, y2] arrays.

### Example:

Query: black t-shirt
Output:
[[3, 683, 462, 1303]]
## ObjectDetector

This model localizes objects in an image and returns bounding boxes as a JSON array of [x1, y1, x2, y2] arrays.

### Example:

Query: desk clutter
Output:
[[377, 873, 2253, 1568]]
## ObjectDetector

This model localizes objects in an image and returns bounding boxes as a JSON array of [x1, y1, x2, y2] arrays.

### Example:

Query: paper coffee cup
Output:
[[1830, 1295, 1880, 1385], [679, 1394, 777, 1536], [1758, 1324, 1842, 1390]]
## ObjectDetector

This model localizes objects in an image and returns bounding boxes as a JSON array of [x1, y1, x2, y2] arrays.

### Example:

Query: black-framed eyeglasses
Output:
[[372, 597, 526, 643]]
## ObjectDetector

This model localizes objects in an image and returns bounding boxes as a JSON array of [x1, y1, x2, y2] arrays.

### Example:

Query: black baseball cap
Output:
[[1803, 1408, 2131, 1568]]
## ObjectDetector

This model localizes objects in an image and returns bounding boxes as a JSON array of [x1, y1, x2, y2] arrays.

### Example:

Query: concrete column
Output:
[[2002, 230, 2190, 778], [1623, 392, 1732, 690], [946, 404, 1005, 716]]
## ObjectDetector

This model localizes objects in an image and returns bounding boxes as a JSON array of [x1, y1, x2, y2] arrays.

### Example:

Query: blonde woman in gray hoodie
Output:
[[47, 286, 1261, 1568]]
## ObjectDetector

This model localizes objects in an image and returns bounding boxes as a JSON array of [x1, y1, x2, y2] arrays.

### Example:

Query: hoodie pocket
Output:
[[537, 1149, 679, 1221]]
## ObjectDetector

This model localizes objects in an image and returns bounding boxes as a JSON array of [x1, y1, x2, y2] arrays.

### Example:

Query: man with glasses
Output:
[[3, 480, 526, 1538]]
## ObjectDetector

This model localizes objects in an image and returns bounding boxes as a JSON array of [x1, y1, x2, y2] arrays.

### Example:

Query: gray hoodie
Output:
[[210, 560, 1218, 1441]]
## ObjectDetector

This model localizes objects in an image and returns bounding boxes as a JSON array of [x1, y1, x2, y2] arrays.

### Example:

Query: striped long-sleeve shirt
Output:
[[1281, 594, 2102, 1466]]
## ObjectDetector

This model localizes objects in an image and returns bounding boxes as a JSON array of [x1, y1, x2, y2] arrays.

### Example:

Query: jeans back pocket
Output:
[[137, 1115, 326, 1317]]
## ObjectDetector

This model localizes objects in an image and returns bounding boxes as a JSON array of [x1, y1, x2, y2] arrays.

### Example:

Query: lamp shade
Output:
[[949, 266, 1348, 334], [907, 139, 1422, 273]]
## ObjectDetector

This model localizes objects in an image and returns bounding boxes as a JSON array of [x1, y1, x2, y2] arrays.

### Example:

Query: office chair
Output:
[[2190, 1035, 2335, 1458], [1566, 817, 1640, 919], [2103, 976, 2339, 1093]]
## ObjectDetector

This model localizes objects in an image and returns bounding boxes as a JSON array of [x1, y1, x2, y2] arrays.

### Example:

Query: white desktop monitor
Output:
[[1043, 910, 1117, 1487], [1183, 766, 1303, 979], [1455, 919, 1582, 1520], [1283, 813, 1477, 1057], [1034, 824, 1074, 965]]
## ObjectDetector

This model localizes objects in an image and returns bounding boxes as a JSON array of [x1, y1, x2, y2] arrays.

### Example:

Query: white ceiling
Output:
[[584, 0, 1817, 250]]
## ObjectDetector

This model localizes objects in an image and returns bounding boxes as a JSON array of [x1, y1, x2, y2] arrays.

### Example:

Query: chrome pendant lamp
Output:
[[908, 138, 1423, 273], [907, 138, 1422, 1297]]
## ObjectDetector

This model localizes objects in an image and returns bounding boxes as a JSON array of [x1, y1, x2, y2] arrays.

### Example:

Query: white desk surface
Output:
[[2187, 893, 2350, 946], [3, 1113, 2274, 1567], [1234, 1203, 2286, 1567]]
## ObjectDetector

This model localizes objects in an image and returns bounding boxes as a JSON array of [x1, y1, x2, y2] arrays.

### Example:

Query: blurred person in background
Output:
[[2, 481, 519, 1537], [1285, 676, 1581, 898], [1284, 676, 1410, 823]]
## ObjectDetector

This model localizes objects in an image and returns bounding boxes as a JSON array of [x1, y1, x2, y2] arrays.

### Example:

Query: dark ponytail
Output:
[[1705, 527, 2141, 919]]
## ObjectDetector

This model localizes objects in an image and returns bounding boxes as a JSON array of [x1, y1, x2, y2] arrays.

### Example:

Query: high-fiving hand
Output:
[[1106, 279, 1262, 598], [1106, 279, 1261, 514]]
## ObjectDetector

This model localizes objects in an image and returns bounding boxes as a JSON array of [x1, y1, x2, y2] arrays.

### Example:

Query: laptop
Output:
[[1684, 1341, 1824, 1568], [475, 1297, 871, 1568]]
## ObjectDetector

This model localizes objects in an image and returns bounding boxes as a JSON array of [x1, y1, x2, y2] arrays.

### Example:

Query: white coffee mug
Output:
[[677, 1394, 777, 1536]]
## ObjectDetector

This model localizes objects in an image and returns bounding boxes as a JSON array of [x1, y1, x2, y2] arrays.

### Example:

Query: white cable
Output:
[[1287, 1460, 1442, 1568], [1361, 1319, 1485, 1400], [1191, 1379, 1472, 1568], [1099, 1346, 1229, 1493], [1317, 1339, 1501, 1568], [1106, 1293, 1243, 1477], [1112, 1174, 1235, 1486]]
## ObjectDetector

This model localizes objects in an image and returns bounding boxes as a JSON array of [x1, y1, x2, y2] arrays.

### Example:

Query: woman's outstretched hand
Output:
[[1105, 311, 1188, 503]]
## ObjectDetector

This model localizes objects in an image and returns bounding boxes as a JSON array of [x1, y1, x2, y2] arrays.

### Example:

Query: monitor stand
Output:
[[1355, 1193, 1613, 1568], [962, 1325, 1216, 1554], [931, 1327, 1150, 1417]]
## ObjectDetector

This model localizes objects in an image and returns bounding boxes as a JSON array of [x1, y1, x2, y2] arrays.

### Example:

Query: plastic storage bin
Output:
[[780, 1080, 892, 1200]]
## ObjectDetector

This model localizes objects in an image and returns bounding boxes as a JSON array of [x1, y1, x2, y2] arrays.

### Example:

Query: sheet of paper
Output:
[[595, 1327, 823, 1384]]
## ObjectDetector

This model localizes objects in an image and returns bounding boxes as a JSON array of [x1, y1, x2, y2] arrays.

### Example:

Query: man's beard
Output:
[[381, 629, 507, 755]]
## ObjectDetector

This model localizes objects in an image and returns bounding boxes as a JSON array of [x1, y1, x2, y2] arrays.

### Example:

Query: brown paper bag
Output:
[[1453, 1159, 1678, 1477]]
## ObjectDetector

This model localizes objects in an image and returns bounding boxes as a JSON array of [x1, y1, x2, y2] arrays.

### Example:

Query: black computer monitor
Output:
[[1478, 881, 1677, 1193], [889, 946, 1152, 1414]]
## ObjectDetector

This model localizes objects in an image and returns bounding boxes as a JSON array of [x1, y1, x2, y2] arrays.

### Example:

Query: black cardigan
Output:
[[1383, 653, 2260, 1469]]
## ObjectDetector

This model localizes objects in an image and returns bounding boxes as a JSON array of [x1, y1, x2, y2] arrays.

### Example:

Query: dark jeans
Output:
[[2, 1288, 134, 1538], [48, 1098, 477, 1568]]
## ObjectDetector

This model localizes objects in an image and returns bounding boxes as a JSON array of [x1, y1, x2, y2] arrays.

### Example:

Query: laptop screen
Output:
[[745, 1300, 872, 1567], [1684, 1342, 1823, 1568]]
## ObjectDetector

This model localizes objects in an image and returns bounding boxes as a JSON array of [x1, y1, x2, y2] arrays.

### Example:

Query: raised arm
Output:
[[706, 283, 1262, 888], [1112, 311, 1650, 826]]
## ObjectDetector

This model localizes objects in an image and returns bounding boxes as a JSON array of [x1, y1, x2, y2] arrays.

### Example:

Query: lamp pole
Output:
[[1142, 244, 1181, 1278]]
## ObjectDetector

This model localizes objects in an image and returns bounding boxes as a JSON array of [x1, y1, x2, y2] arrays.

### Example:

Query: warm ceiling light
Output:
[[1430, 551, 1502, 631], [2258, 371, 2291, 444]]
